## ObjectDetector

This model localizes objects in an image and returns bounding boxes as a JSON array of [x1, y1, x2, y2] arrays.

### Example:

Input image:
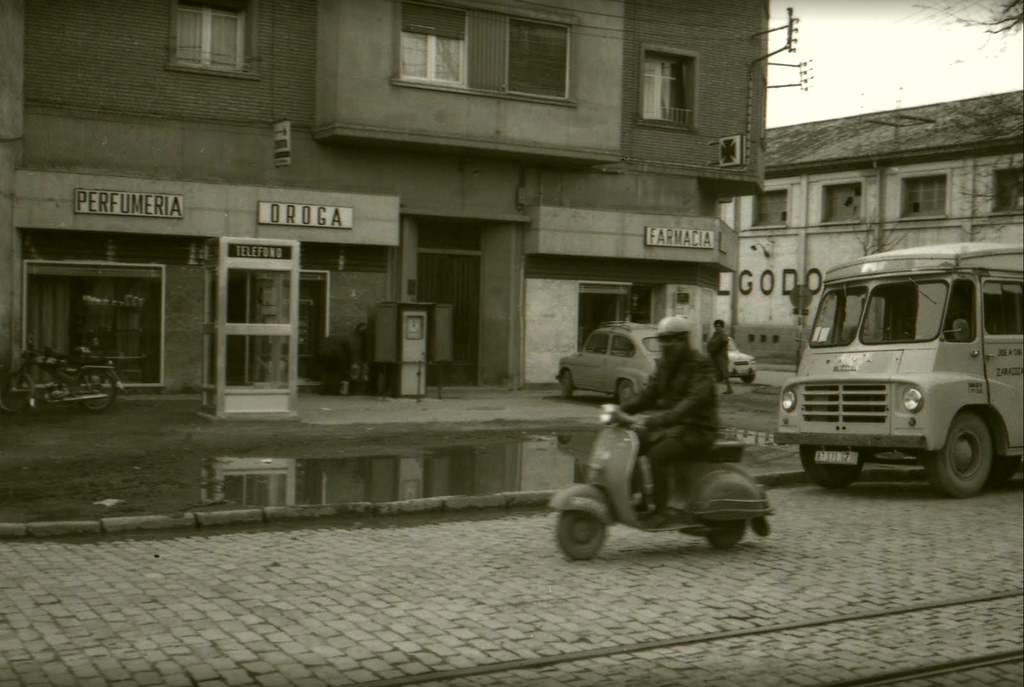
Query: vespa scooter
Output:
[[550, 405, 772, 560]]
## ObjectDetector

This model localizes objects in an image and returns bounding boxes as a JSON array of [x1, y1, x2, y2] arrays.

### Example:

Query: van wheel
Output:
[[986, 457, 1022, 487], [615, 379, 636, 405], [799, 446, 862, 489], [556, 511, 606, 560], [924, 412, 992, 498], [558, 370, 575, 399]]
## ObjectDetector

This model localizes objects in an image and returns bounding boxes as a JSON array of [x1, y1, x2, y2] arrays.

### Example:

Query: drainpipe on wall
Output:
[[874, 160, 886, 254], [0, 0, 24, 371]]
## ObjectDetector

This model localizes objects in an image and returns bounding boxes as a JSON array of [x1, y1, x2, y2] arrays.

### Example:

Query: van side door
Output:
[[982, 280, 1024, 450]]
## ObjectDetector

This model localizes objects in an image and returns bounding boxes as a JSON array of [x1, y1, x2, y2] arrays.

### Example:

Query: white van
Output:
[[776, 243, 1023, 498]]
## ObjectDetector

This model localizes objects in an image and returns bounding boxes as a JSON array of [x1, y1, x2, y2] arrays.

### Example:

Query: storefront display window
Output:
[[25, 263, 163, 384]]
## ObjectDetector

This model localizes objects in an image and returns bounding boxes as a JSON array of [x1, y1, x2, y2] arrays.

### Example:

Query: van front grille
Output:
[[801, 383, 888, 424]]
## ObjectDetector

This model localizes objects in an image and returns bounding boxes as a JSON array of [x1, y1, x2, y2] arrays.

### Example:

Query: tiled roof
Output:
[[766, 91, 1024, 170]]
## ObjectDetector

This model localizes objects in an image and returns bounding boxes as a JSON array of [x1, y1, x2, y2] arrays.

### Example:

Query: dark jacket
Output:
[[706, 330, 729, 360], [620, 349, 720, 438]]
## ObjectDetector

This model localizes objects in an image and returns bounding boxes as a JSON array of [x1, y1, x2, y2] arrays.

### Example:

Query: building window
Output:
[[508, 19, 568, 97], [400, 3, 466, 84], [901, 175, 946, 217], [400, 3, 569, 99], [754, 190, 787, 226], [993, 168, 1023, 212], [174, 1, 248, 71], [822, 183, 861, 222], [642, 52, 694, 126], [25, 263, 163, 385]]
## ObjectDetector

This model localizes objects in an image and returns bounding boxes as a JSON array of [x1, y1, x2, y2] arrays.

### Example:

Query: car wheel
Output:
[[924, 412, 992, 498], [740, 372, 755, 384], [615, 379, 636, 404], [799, 445, 863, 489], [558, 369, 575, 399]]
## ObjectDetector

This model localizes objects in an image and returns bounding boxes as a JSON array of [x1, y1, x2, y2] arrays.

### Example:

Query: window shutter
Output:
[[402, 3, 465, 39], [508, 19, 567, 97], [467, 11, 507, 90]]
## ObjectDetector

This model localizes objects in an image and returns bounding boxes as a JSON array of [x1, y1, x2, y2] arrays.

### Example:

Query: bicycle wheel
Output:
[[0, 370, 34, 413]]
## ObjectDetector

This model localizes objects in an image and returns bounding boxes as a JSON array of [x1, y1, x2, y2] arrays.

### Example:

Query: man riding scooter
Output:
[[618, 315, 719, 524]]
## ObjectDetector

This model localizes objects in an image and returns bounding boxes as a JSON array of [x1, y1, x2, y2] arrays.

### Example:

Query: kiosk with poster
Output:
[[201, 237, 300, 418], [372, 302, 452, 397]]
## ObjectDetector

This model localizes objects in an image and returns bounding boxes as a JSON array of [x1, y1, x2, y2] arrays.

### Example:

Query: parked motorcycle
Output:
[[550, 405, 772, 560], [0, 343, 123, 414]]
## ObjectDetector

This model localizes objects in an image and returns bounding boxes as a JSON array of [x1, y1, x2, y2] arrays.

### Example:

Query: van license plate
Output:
[[815, 450, 858, 465]]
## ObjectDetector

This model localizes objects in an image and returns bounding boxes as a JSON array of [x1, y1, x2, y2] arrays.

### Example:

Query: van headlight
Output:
[[781, 388, 797, 412], [902, 387, 924, 413]]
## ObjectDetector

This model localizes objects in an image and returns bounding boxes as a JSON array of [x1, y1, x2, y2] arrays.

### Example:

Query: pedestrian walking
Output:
[[706, 319, 733, 395]]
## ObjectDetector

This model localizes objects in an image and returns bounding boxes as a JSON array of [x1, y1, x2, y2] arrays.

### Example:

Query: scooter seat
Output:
[[707, 441, 744, 463]]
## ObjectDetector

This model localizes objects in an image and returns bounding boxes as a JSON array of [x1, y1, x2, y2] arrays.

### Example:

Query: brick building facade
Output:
[[1, 0, 770, 392]]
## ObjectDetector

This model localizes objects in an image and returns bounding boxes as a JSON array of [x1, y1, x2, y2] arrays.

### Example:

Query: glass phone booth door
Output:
[[201, 237, 300, 418]]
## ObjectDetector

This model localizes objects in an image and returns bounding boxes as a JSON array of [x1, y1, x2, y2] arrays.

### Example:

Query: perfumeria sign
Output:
[[74, 189, 184, 219]]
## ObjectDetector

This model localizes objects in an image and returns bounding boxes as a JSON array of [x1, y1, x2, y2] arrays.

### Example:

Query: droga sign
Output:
[[258, 201, 353, 229], [644, 226, 715, 249]]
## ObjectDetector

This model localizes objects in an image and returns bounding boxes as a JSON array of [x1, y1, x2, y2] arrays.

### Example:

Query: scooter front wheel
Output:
[[705, 520, 745, 550], [556, 511, 607, 561]]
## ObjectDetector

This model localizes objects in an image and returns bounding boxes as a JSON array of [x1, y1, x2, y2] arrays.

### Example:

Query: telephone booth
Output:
[[201, 237, 300, 418]]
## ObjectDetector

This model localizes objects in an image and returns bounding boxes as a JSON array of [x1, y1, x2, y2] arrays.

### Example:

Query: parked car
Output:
[[556, 322, 660, 404], [557, 324, 758, 403], [727, 337, 757, 384]]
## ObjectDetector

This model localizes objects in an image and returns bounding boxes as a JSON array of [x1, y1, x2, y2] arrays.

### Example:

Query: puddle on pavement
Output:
[[201, 431, 595, 507]]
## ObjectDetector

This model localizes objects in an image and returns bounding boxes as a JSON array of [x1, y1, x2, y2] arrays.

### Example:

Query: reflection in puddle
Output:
[[202, 432, 593, 507]]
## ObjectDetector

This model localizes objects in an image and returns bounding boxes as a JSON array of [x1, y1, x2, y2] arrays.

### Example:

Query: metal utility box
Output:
[[371, 302, 453, 397]]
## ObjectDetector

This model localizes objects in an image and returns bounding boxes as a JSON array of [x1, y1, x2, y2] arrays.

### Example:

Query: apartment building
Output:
[[1, 0, 770, 391], [719, 91, 1024, 363]]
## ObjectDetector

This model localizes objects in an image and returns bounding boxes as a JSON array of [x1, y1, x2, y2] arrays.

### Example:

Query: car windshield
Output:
[[860, 280, 948, 344], [809, 284, 868, 347]]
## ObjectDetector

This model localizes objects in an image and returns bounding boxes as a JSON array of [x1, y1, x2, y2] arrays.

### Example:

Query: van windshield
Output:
[[809, 285, 868, 347], [861, 280, 948, 344]]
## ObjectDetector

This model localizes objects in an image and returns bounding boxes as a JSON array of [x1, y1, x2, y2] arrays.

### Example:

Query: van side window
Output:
[[983, 281, 1024, 335], [943, 279, 976, 342]]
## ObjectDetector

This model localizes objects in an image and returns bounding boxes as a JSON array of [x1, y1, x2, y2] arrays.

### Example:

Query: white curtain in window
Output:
[[400, 32, 428, 78], [210, 11, 240, 68], [434, 36, 462, 81], [176, 6, 203, 64]]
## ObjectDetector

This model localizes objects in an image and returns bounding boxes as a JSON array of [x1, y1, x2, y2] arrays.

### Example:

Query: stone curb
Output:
[[0, 468, 931, 539]]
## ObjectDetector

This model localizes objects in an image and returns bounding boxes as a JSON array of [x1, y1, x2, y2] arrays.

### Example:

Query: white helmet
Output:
[[656, 315, 692, 338]]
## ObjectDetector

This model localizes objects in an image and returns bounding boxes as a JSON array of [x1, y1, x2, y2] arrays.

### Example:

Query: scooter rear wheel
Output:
[[705, 520, 745, 550], [556, 511, 606, 560]]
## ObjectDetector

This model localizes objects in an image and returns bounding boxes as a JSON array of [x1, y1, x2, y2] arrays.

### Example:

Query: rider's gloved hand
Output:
[[630, 415, 647, 432]]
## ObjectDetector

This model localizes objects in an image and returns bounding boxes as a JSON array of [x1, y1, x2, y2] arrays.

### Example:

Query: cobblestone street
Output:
[[1, 482, 1022, 686]]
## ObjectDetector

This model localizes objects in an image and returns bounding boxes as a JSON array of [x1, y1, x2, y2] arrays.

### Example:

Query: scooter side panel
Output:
[[683, 463, 772, 520], [549, 484, 612, 524]]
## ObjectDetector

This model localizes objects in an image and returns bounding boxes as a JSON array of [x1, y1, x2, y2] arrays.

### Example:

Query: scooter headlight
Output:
[[902, 386, 924, 413], [781, 388, 797, 412]]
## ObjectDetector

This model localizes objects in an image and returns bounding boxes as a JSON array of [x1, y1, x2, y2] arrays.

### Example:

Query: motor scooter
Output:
[[550, 405, 772, 560]]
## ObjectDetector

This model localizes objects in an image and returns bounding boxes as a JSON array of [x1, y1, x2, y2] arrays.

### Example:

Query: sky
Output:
[[765, 0, 1024, 127]]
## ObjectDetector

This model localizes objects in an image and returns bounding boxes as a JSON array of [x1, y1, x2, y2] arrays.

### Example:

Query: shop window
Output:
[[754, 190, 787, 226], [25, 263, 163, 384], [901, 175, 946, 217], [822, 183, 861, 222], [401, 2, 569, 99], [578, 283, 628, 346], [172, 0, 252, 72], [642, 51, 695, 126], [993, 168, 1023, 212]]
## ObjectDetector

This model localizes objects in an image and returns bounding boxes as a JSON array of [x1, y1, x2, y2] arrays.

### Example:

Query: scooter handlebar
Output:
[[598, 404, 637, 427]]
